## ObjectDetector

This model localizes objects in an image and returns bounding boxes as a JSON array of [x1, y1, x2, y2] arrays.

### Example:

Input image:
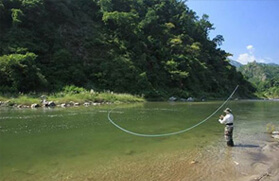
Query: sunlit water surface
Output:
[[0, 101, 278, 181]]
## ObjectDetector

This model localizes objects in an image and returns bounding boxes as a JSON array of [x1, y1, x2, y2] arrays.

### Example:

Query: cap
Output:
[[224, 108, 232, 113]]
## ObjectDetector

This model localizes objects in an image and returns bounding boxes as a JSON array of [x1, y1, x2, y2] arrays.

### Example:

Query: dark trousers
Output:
[[224, 126, 234, 146]]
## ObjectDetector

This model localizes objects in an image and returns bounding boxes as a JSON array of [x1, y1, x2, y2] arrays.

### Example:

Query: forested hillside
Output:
[[0, 0, 255, 99], [238, 62, 279, 98]]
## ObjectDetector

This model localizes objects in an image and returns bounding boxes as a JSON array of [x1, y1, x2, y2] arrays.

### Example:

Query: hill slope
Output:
[[0, 0, 255, 99], [238, 62, 279, 98]]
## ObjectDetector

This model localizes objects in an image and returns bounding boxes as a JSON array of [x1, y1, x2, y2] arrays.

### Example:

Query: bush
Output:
[[0, 53, 47, 92], [62, 85, 87, 94]]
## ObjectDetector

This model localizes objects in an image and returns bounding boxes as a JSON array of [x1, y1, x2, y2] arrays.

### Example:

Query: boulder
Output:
[[61, 103, 67, 107], [187, 97, 194, 102], [69, 101, 75, 106], [92, 102, 101, 106], [84, 102, 90, 106], [48, 101, 56, 107], [74, 103, 80, 106], [169, 96, 177, 101], [31, 104, 40, 108], [42, 100, 48, 107]]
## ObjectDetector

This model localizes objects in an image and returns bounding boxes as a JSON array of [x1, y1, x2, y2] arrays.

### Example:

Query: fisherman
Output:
[[218, 108, 234, 147]]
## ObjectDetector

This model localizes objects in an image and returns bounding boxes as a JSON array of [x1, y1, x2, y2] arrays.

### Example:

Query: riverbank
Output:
[[0, 91, 145, 108], [235, 138, 279, 181]]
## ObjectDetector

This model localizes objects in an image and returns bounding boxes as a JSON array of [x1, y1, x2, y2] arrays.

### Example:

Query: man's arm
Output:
[[218, 115, 227, 124]]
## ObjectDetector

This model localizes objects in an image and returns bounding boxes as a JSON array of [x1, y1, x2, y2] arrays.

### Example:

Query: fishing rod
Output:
[[107, 85, 239, 137]]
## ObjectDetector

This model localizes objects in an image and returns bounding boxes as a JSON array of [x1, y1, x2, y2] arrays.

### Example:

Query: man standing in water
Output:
[[218, 108, 234, 147]]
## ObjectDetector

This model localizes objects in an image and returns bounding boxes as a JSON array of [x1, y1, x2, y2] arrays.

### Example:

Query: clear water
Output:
[[0, 101, 278, 181]]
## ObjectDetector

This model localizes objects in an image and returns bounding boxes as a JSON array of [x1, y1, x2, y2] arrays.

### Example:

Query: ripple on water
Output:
[[1, 101, 278, 181]]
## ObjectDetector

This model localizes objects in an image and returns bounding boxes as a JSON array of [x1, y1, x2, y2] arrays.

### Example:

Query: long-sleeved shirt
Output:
[[218, 113, 234, 125]]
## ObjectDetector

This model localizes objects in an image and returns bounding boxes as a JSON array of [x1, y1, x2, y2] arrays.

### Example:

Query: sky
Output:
[[186, 0, 279, 65]]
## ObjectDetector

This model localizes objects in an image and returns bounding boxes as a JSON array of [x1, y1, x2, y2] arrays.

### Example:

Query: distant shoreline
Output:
[[1, 95, 278, 109], [0, 91, 145, 109]]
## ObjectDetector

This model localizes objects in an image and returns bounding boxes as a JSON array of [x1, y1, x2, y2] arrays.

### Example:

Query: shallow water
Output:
[[0, 100, 278, 181]]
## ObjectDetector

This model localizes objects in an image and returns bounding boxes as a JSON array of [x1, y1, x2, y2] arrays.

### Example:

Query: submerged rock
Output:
[[125, 149, 135, 155], [190, 160, 198, 164]]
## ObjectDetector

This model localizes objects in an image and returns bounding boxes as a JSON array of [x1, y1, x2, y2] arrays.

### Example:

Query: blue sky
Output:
[[186, 0, 279, 65]]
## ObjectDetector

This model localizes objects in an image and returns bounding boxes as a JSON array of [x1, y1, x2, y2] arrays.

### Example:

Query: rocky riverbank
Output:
[[0, 100, 108, 109], [0, 92, 145, 109]]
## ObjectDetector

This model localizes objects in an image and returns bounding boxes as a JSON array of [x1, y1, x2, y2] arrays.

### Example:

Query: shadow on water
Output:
[[234, 144, 260, 148]]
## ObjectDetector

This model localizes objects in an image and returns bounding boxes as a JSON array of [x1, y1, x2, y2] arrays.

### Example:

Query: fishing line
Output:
[[107, 85, 239, 137]]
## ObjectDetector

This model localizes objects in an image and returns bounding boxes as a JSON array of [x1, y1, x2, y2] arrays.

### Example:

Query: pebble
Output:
[[190, 160, 198, 164], [271, 135, 279, 139]]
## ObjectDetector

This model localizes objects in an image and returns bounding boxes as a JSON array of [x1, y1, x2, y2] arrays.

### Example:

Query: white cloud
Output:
[[237, 45, 267, 64], [246, 45, 253, 50], [246, 45, 255, 54], [237, 53, 256, 64]]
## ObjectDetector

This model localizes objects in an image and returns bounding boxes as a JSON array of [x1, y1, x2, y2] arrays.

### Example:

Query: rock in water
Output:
[[31, 103, 40, 108], [48, 101, 56, 107]]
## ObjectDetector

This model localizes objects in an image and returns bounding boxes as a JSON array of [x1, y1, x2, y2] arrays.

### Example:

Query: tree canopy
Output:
[[238, 62, 279, 98], [0, 0, 255, 99]]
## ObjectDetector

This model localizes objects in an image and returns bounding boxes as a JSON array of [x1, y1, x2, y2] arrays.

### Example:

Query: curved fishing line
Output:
[[108, 85, 239, 137]]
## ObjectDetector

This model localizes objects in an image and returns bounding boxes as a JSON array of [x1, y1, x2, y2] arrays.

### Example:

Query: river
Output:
[[0, 100, 278, 181]]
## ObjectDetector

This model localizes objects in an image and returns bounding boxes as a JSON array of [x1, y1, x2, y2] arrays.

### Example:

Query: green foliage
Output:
[[212, 35, 224, 46], [0, 0, 255, 99], [238, 62, 279, 98], [62, 85, 86, 94], [0, 52, 47, 92], [266, 123, 278, 134], [11, 8, 24, 26], [0, 91, 144, 106]]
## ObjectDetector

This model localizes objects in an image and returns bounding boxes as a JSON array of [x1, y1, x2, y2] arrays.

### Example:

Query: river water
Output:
[[0, 100, 278, 181]]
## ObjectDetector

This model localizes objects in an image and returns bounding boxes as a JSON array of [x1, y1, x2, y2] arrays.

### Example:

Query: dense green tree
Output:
[[0, 0, 255, 99], [0, 52, 47, 92]]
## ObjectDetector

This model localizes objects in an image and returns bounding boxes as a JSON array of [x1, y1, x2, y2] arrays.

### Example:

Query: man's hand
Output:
[[219, 115, 224, 120]]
